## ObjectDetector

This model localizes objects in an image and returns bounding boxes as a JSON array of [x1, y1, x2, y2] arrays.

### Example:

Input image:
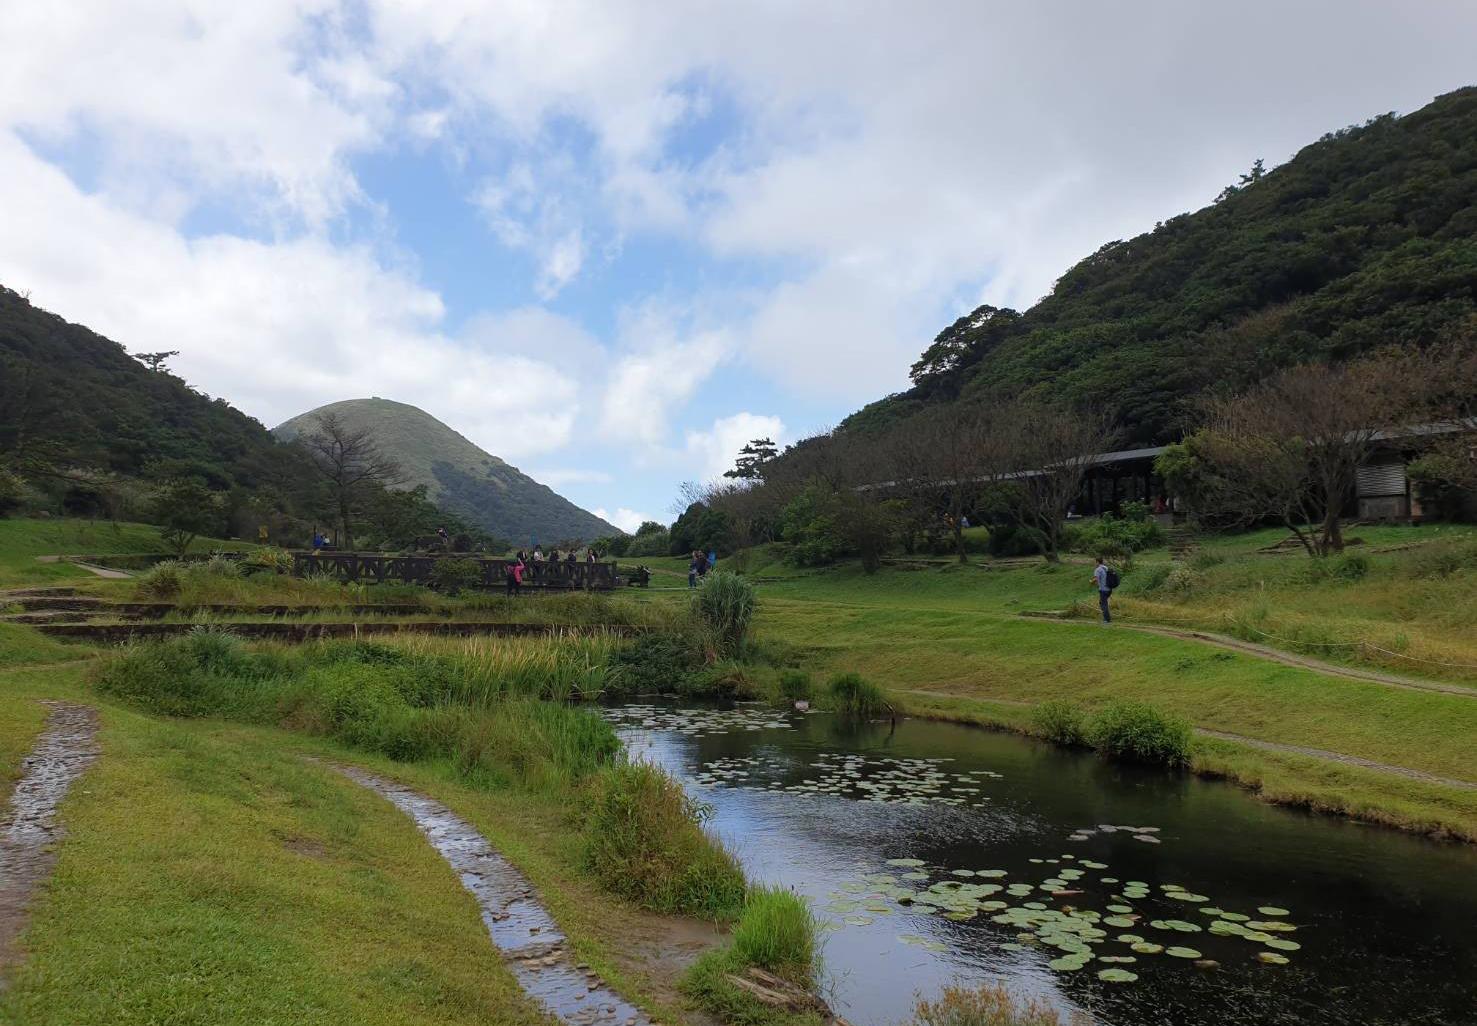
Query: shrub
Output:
[[911, 984, 1089, 1026], [1127, 562, 1173, 593], [1331, 553, 1370, 580], [682, 661, 757, 700], [612, 632, 702, 695], [203, 552, 242, 579], [1086, 701, 1192, 768], [828, 672, 886, 717], [730, 887, 817, 983], [1032, 700, 1087, 746], [137, 559, 185, 598], [583, 761, 746, 919], [986, 523, 1045, 557], [429, 557, 482, 595], [777, 670, 813, 702], [625, 528, 673, 558], [1062, 513, 1163, 555], [695, 571, 757, 656], [1162, 564, 1202, 594], [0, 468, 24, 517]]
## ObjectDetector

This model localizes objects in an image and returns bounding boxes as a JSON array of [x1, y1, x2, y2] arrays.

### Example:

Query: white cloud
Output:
[[684, 412, 786, 482], [593, 507, 652, 534], [0, 134, 578, 460], [598, 301, 731, 447]]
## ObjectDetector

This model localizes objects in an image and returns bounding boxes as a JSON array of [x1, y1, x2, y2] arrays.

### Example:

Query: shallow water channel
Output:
[[602, 703, 1477, 1026]]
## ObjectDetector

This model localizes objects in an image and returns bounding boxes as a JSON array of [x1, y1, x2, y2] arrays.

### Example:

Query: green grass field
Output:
[[0, 518, 246, 588]]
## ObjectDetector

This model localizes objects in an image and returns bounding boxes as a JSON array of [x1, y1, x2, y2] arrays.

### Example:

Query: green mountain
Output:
[[0, 284, 299, 492], [846, 87, 1477, 444], [273, 398, 618, 543]]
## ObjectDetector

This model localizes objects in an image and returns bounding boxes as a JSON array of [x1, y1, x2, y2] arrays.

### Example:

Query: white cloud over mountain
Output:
[[2, 0, 1474, 516]]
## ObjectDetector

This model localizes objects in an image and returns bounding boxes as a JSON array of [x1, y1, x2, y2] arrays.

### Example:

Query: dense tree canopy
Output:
[[846, 87, 1477, 444]]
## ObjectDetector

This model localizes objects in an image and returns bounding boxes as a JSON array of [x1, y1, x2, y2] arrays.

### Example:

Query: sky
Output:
[[2, 3, 1474, 532]]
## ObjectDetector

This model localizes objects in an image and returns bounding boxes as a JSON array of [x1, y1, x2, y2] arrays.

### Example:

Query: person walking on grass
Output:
[[1093, 555, 1118, 623]]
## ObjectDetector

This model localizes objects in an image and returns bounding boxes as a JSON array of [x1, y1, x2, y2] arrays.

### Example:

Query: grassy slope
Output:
[[639, 529, 1477, 838], [0, 518, 244, 588], [0, 662, 707, 1025]]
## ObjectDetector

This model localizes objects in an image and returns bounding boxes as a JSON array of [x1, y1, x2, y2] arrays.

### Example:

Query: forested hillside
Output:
[[847, 87, 1477, 443], [0, 285, 303, 495]]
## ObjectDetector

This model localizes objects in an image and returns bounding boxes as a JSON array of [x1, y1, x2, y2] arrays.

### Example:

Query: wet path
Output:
[[0, 702, 99, 984], [335, 766, 655, 1026]]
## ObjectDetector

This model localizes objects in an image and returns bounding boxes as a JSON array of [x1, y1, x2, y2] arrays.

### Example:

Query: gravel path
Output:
[[0, 702, 99, 987], [335, 765, 657, 1026]]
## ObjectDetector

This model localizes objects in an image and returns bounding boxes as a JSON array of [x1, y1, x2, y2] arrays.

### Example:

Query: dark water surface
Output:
[[603, 704, 1477, 1026]]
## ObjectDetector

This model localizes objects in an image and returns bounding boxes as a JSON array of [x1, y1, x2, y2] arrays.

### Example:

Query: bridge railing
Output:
[[290, 552, 619, 590]]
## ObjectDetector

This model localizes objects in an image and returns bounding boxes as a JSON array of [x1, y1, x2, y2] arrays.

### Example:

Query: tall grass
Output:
[[694, 571, 757, 656], [911, 984, 1089, 1026], [827, 672, 887, 717], [730, 887, 817, 982], [582, 760, 746, 920]]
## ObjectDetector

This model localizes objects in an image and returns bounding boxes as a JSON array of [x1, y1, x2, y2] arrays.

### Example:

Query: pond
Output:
[[601, 704, 1477, 1026]]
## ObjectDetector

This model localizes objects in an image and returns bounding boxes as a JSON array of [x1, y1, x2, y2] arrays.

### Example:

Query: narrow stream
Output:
[[603, 704, 1477, 1026]]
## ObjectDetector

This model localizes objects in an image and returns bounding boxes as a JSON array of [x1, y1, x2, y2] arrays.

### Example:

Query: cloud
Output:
[[593, 507, 652, 534], [0, 134, 579, 460], [684, 412, 785, 482], [598, 301, 731, 447]]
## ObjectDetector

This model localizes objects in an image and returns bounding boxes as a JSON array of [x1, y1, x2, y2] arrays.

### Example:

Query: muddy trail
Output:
[[335, 766, 661, 1026], [0, 702, 99, 985]]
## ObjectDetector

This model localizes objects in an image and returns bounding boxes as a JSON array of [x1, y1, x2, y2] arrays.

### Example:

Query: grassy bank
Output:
[[0, 633, 744, 1023], [628, 528, 1477, 841], [0, 517, 245, 588]]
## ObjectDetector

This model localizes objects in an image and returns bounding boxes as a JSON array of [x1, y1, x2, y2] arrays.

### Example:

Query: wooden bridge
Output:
[[291, 551, 620, 591]]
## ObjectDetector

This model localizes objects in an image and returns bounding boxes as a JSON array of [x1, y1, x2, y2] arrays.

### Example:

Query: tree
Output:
[[1189, 353, 1439, 556], [723, 438, 779, 480], [148, 478, 222, 557], [887, 405, 1012, 563], [131, 350, 180, 373], [1008, 403, 1118, 562], [296, 412, 403, 551]]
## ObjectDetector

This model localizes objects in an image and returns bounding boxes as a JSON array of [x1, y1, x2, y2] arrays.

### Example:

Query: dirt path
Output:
[[335, 766, 665, 1026], [30, 556, 131, 578], [0, 702, 99, 986], [1023, 614, 1476, 698], [1196, 729, 1477, 790]]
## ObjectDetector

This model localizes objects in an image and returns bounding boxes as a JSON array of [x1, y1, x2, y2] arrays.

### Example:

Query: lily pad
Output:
[[1257, 906, 1290, 917], [885, 858, 926, 868], [1048, 956, 1091, 971], [1264, 938, 1301, 952], [843, 915, 873, 926], [1099, 955, 1137, 964], [1103, 916, 1136, 928], [1166, 946, 1203, 959], [1097, 968, 1138, 983], [1257, 951, 1290, 965], [1107, 904, 1133, 914], [1131, 942, 1165, 954]]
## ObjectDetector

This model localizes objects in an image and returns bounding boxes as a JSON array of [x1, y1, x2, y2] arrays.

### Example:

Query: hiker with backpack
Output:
[[1093, 555, 1119, 623]]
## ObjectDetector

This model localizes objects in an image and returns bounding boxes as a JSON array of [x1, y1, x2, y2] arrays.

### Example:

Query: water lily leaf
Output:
[[1107, 905, 1133, 914], [999, 943, 1027, 952], [1257, 951, 1290, 965], [1199, 907, 1224, 916], [951, 869, 976, 877], [1166, 946, 1202, 959], [886, 858, 926, 868], [1099, 955, 1137, 964], [1130, 942, 1164, 954], [1257, 906, 1290, 917], [843, 915, 873, 926], [1263, 938, 1300, 952], [1117, 933, 1145, 944], [1217, 912, 1250, 922], [1103, 916, 1136, 928], [1048, 956, 1091, 971], [1097, 968, 1138, 983]]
